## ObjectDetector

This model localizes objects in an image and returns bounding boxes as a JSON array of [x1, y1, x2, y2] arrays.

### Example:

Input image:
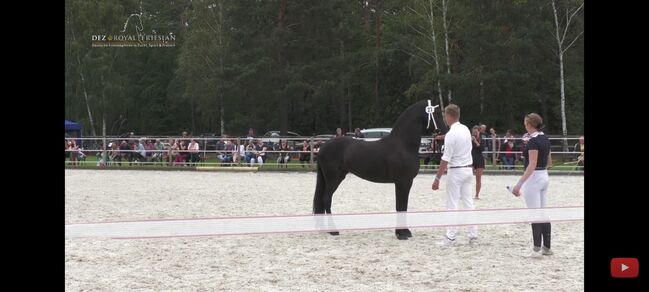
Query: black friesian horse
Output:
[[313, 100, 448, 240]]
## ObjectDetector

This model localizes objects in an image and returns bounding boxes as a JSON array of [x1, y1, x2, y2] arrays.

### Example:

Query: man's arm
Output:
[[435, 160, 448, 180], [432, 159, 448, 190]]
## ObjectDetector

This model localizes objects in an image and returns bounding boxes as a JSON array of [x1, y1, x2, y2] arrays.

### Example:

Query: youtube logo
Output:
[[611, 258, 639, 278]]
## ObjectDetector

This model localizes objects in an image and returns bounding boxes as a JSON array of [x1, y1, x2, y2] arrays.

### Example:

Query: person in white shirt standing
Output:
[[188, 139, 200, 166], [432, 104, 478, 244]]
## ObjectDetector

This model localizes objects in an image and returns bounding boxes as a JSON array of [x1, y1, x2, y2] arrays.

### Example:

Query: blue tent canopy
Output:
[[65, 120, 82, 131], [65, 120, 83, 142]]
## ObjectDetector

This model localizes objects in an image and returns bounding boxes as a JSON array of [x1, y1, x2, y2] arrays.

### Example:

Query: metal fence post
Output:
[[492, 136, 497, 168], [309, 137, 314, 168]]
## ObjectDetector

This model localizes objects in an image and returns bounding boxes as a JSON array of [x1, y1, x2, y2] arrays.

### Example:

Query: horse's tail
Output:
[[313, 162, 326, 214]]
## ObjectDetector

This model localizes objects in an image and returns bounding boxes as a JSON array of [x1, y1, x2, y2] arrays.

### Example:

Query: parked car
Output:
[[360, 128, 432, 155], [261, 130, 302, 146], [360, 128, 392, 141]]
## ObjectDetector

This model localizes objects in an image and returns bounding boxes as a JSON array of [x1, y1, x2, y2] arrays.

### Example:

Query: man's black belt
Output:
[[535, 167, 547, 170], [449, 164, 473, 168]]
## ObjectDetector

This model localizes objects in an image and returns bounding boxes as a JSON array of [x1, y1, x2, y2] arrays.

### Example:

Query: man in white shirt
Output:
[[432, 104, 478, 244], [188, 139, 200, 166]]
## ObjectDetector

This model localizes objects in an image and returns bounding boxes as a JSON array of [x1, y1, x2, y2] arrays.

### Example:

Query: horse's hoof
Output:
[[329, 231, 340, 236], [396, 229, 413, 238], [396, 234, 409, 240]]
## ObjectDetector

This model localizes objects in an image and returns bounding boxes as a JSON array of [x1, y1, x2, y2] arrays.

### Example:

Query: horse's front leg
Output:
[[395, 179, 414, 240]]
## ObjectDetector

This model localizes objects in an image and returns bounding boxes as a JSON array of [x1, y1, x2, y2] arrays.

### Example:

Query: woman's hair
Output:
[[525, 113, 544, 130]]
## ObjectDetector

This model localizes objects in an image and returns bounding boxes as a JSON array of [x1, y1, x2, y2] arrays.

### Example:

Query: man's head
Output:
[[480, 124, 486, 133], [444, 104, 460, 125]]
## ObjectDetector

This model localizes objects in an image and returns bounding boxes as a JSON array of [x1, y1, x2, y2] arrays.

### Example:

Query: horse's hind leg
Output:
[[323, 171, 347, 214], [323, 171, 347, 236], [395, 180, 414, 240]]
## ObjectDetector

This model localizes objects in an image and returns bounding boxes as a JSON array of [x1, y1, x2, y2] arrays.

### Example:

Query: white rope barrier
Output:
[[65, 206, 584, 239]]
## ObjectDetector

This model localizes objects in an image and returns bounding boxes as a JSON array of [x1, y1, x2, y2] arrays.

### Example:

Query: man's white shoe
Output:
[[526, 249, 543, 258], [436, 236, 456, 246], [541, 247, 554, 256]]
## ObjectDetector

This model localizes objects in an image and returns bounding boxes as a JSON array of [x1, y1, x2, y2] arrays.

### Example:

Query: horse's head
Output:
[[390, 99, 449, 141], [421, 100, 448, 136]]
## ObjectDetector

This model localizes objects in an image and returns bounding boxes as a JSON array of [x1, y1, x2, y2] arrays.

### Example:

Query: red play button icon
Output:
[[611, 258, 639, 278]]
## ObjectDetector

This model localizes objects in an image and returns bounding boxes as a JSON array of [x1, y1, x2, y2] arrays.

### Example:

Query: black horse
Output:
[[313, 100, 448, 240]]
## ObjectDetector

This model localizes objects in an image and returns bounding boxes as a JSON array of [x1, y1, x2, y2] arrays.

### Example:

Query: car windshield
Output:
[[363, 131, 384, 139]]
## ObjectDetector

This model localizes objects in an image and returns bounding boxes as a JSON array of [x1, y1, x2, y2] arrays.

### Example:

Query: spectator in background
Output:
[[500, 137, 518, 170], [216, 136, 226, 151], [239, 140, 247, 165], [299, 140, 311, 167], [144, 140, 154, 161], [217, 140, 234, 165], [119, 140, 130, 166], [96, 143, 107, 167], [172, 140, 182, 166], [277, 139, 292, 168], [231, 140, 241, 164], [188, 138, 200, 166], [110, 142, 120, 166], [167, 139, 176, 166], [423, 137, 442, 167], [471, 126, 485, 200], [574, 136, 584, 168], [354, 128, 365, 139], [244, 141, 256, 165], [65, 140, 70, 162], [133, 139, 146, 164], [520, 133, 531, 166], [489, 128, 500, 162], [251, 140, 266, 167], [246, 128, 255, 143], [69, 140, 79, 165], [152, 139, 164, 165], [335, 128, 344, 138], [479, 124, 489, 162]]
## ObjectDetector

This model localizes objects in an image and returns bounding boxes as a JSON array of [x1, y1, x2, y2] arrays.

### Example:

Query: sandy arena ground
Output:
[[65, 169, 584, 291]]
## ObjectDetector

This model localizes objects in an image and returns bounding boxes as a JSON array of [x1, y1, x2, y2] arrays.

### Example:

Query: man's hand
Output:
[[512, 185, 521, 197], [432, 179, 440, 190]]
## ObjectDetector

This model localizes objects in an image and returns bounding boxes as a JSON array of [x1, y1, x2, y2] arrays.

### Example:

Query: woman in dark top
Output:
[[471, 126, 485, 200], [512, 113, 553, 258]]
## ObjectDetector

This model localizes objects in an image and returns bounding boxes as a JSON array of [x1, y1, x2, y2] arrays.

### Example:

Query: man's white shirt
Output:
[[441, 122, 473, 167]]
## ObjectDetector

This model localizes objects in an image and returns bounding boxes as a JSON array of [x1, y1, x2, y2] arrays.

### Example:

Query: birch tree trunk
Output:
[[428, 0, 444, 109], [442, 0, 452, 103], [551, 0, 583, 151]]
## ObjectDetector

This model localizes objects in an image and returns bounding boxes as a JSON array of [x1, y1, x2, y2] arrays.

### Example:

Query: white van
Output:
[[359, 128, 432, 155]]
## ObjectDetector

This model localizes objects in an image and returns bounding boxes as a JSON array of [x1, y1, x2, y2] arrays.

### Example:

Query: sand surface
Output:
[[66, 169, 584, 291]]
